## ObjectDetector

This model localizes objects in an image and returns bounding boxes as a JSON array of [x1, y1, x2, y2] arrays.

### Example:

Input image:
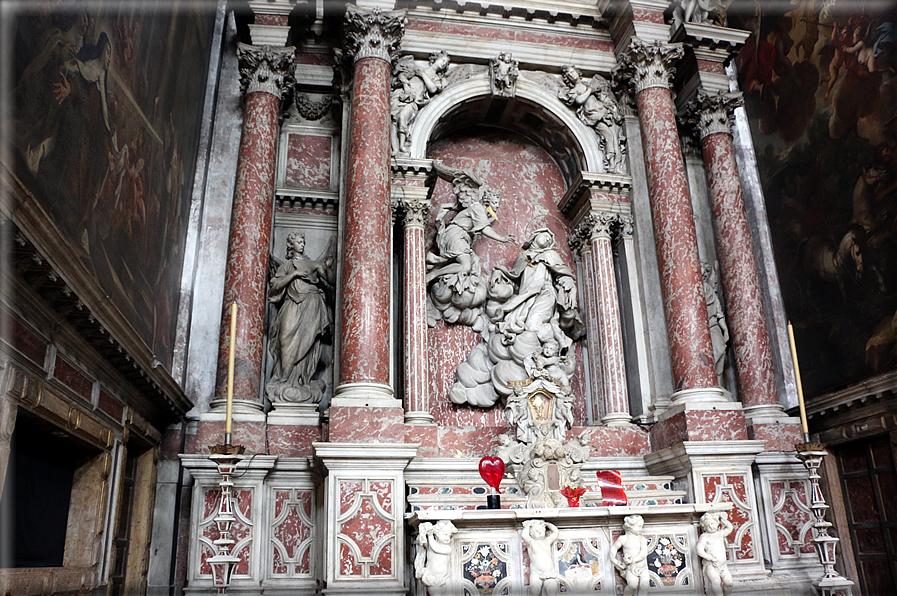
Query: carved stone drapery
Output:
[[237, 43, 296, 99], [343, 5, 406, 64], [613, 39, 684, 95]]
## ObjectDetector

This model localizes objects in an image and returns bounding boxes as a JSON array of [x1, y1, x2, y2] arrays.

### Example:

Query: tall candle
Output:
[[787, 322, 810, 439], [225, 302, 237, 443]]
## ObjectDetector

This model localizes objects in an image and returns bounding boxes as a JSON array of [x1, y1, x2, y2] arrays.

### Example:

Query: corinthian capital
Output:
[[344, 5, 407, 64], [237, 43, 296, 99], [569, 212, 621, 253], [685, 91, 743, 139], [613, 39, 684, 96]]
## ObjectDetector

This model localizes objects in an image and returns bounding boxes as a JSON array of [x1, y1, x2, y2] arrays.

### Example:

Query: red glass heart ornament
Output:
[[596, 470, 627, 506], [478, 456, 505, 492]]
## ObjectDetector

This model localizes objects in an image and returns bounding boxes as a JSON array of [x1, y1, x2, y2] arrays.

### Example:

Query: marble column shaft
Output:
[[401, 198, 433, 424], [615, 42, 717, 392], [573, 211, 630, 424], [337, 7, 406, 398], [215, 45, 293, 403], [693, 93, 778, 409]]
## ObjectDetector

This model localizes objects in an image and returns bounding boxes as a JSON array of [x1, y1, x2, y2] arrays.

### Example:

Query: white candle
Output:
[[787, 322, 809, 437], [225, 302, 237, 441]]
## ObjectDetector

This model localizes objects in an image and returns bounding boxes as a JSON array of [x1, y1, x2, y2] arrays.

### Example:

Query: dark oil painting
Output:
[[732, 0, 897, 395], [11, 0, 217, 370]]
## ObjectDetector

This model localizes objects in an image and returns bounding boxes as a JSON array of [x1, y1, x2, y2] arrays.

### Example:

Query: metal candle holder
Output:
[[794, 442, 853, 596], [207, 444, 246, 593]]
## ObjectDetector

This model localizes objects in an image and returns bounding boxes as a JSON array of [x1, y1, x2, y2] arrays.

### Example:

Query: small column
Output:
[[687, 91, 785, 419], [571, 211, 631, 425], [614, 40, 722, 403], [212, 44, 294, 412], [333, 6, 406, 406], [392, 161, 435, 425]]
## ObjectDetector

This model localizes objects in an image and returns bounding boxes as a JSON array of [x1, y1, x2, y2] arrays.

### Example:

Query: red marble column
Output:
[[214, 44, 294, 408], [574, 211, 631, 424], [690, 91, 783, 416], [400, 194, 433, 424], [332, 6, 406, 407], [614, 40, 719, 399]]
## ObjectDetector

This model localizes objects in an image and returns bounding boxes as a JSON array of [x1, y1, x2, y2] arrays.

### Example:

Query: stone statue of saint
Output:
[[559, 65, 626, 174], [266, 232, 335, 404]]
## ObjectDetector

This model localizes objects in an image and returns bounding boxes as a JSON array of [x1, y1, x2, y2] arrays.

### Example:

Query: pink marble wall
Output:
[[271, 489, 314, 576], [572, 425, 650, 457], [329, 406, 404, 443], [770, 480, 815, 556], [53, 355, 93, 401], [337, 479, 394, 578], [703, 474, 755, 561], [649, 410, 748, 451], [192, 420, 268, 454], [748, 422, 804, 452], [216, 91, 280, 402], [426, 130, 587, 429], [631, 8, 666, 23], [406, 18, 614, 52], [266, 425, 321, 457], [285, 133, 332, 189], [200, 488, 253, 577]]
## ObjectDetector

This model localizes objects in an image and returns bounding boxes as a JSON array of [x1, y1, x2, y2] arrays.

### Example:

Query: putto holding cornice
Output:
[[391, 51, 451, 154], [558, 65, 627, 174], [490, 52, 519, 97]]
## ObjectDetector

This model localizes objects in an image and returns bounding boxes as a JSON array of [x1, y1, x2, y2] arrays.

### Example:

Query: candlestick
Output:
[[225, 302, 237, 445], [787, 321, 810, 441]]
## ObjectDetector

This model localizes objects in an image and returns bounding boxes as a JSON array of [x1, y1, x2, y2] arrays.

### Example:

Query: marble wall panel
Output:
[[198, 488, 253, 578], [284, 133, 332, 189], [405, 18, 614, 52], [336, 478, 395, 579], [270, 488, 314, 577], [702, 473, 756, 563]]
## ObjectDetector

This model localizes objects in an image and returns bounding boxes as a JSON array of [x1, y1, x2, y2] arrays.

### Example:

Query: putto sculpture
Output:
[[558, 65, 626, 174], [490, 52, 519, 97], [414, 520, 458, 596], [391, 51, 450, 154], [610, 515, 650, 596], [266, 232, 335, 404], [521, 519, 560, 595], [697, 511, 734, 596]]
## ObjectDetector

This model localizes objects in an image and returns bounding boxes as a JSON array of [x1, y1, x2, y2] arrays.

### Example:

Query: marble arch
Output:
[[406, 75, 609, 187]]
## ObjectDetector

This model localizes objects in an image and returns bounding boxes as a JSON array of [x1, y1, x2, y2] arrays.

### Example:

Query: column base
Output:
[[267, 402, 321, 426], [332, 381, 397, 407], [404, 411, 435, 425], [742, 402, 787, 423], [600, 412, 634, 426], [670, 386, 727, 404], [204, 398, 266, 421]]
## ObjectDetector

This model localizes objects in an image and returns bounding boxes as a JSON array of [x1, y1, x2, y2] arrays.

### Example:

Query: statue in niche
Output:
[[697, 512, 734, 596], [266, 232, 335, 404], [391, 51, 451, 155], [414, 520, 457, 596], [427, 161, 516, 329], [670, 0, 734, 30], [490, 52, 519, 97], [611, 515, 650, 596], [702, 261, 729, 384], [450, 228, 583, 407], [521, 520, 560, 596], [558, 65, 627, 175]]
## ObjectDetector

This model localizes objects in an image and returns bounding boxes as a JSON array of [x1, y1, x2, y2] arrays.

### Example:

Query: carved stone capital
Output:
[[569, 212, 621, 253], [613, 39, 684, 96], [343, 5, 407, 64], [398, 197, 431, 229], [237, 43, 296, 99], [685, 90, 743, 140]]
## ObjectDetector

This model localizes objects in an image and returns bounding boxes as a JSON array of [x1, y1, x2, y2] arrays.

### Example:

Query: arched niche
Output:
[[407, 76, 605, 190]]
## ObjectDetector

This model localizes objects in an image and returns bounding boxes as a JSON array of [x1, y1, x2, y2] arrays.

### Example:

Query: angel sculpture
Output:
[[414, 520, 457, 596], [670, 0, 735, 30], [266, 232, 336, 404], [391, 51, 450, 154], [559, 65, 626, 174], [426, 161, 516, 328]]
